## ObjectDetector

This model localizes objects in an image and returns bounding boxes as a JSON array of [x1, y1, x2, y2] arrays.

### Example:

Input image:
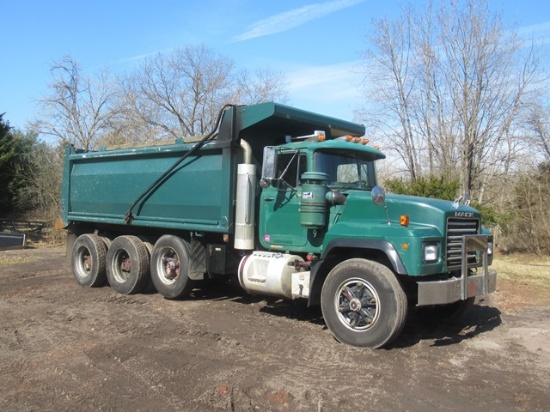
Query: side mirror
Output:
[[260, 146, 277, 188], [371, 185, 386, 206]]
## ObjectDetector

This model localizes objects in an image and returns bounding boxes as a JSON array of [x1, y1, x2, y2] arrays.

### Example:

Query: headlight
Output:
[[423, 243, 439, 262], [487, 242, 493, 256]]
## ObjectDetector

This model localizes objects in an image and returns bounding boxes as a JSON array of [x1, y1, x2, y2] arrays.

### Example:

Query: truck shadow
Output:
[[189, 281, 502, 349], [389, 304, 502, 349], [190, 279, 325, 324]]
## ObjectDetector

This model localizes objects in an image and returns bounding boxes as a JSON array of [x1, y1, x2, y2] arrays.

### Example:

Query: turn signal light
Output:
[[400, 215, 410, 226]]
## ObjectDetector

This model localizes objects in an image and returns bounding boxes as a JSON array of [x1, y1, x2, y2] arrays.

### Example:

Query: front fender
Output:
[[308, 239, 407, 306], [320, 238, 407, 274]]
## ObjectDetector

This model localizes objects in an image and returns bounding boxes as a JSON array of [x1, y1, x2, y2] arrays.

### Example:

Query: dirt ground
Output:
[[0, 247, 549, 412]]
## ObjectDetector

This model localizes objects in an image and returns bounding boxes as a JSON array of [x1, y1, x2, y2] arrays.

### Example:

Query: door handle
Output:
[[264, 197, 274, 201]]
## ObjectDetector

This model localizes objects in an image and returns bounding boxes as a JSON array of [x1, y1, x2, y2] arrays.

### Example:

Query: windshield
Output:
[[314, 151, 377, 190]]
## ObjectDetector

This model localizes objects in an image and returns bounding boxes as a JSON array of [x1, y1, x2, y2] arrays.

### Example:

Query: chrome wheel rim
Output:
[[155, 247, 180, 286], [334, 277, 380, 331], [112, 249, 131, 283], [76, 246, 91, 279]]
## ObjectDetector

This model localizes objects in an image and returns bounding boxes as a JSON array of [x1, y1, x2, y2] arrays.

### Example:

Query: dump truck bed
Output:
[[62, 139, 235, 233]]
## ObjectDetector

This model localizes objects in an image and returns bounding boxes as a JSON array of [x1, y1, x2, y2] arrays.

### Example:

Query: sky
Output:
[[2, 0, 550, 134]]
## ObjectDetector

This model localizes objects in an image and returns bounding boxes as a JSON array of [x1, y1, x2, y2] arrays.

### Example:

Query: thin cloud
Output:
[[286, 61, 363, 101], [518, 20, 550, 45], [233, 0, 366, 42]]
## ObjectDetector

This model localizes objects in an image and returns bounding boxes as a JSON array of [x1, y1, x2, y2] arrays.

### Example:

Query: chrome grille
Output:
[[446, 218, 480, 269]]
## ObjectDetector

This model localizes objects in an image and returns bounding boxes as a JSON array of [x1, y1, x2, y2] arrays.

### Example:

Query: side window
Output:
[[298, 155, 307, 184], [276, 152, 307, 189]]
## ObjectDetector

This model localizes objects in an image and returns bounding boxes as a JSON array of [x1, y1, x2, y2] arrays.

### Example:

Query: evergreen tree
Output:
[[0, 114, 18, 215], [0, 114, 37, 216]]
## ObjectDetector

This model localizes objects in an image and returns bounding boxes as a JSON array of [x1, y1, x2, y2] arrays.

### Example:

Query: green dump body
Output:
[[62, 141, 235, 232], [60, 102, 365, 234]]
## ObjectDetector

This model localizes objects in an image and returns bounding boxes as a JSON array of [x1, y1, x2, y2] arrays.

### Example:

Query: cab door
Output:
[[259, 152, 308, 249]]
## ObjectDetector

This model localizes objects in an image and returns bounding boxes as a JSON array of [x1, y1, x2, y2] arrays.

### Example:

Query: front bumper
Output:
[[417, 234, 497, 306]]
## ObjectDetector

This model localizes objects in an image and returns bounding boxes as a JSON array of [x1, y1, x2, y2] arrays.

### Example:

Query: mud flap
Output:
[[188, 238, 206, 280]]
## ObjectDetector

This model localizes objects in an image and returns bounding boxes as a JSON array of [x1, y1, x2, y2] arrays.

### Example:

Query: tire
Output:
[[321, 258, 408, 348], [71, 233, 107, 287], [417, 297, 475, 324], [150, 235, 195, 299], [141, 239, 157, 293], [106, 235, 150, 295], [99, 236, 112, 250]]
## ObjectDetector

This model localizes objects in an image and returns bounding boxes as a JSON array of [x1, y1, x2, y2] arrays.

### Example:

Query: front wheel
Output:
[[321, 259, 408, 348]]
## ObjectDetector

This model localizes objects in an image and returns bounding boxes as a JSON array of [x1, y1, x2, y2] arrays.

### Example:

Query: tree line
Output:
[[34, 44, 288, 151], [1, 0, 548, 254]]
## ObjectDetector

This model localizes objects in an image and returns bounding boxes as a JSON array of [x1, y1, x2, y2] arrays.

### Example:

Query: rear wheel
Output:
[[321, 258, 407, 348], [150, 235, 195, 299], [106, 235, 149, 295], [141, 239, 156, 292], [71, 233, 107, 287]]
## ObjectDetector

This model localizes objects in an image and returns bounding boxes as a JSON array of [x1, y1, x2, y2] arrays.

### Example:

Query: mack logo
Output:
[[455, 212, 474, 218]]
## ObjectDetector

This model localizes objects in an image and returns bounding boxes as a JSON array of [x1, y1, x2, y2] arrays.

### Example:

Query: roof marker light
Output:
[[292, 130, 326, 141]]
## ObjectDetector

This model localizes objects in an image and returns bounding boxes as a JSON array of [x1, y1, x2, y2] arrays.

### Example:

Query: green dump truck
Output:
[[61, 102, 496, 348]]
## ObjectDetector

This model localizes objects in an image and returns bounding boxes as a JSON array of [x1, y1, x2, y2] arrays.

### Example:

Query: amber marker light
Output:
[[346, 135, 353, 142], [318, 134, 326, 142], [400, 215, 410, 226], [362, 138, 369, 145], [223, 234, 229, 242], [402, 243, 409, 250]]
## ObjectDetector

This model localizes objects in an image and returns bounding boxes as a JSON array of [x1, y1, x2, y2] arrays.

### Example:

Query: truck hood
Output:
[[384, 193, 481, 225], [335, 190, 481, 236]]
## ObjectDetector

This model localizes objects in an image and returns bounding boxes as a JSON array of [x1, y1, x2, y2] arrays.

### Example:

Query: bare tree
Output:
[[35, 56, 119, 150], [117, 44, 289, 142], [360, 13, 421, 181], [439, 1, 539, 202], [233, 67, 289, 105], [359, 0, 542, 202], [36, 46, 288, 149], [118, 45, 234, 140], [23, 141, 64, 220], [528, 101, 550, 161]]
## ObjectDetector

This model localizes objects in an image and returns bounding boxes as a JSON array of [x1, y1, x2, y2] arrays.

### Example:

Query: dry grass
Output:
[[0, 249, 39, 267], [490, 253, 550, 311], [492, 253, 550, 287]]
